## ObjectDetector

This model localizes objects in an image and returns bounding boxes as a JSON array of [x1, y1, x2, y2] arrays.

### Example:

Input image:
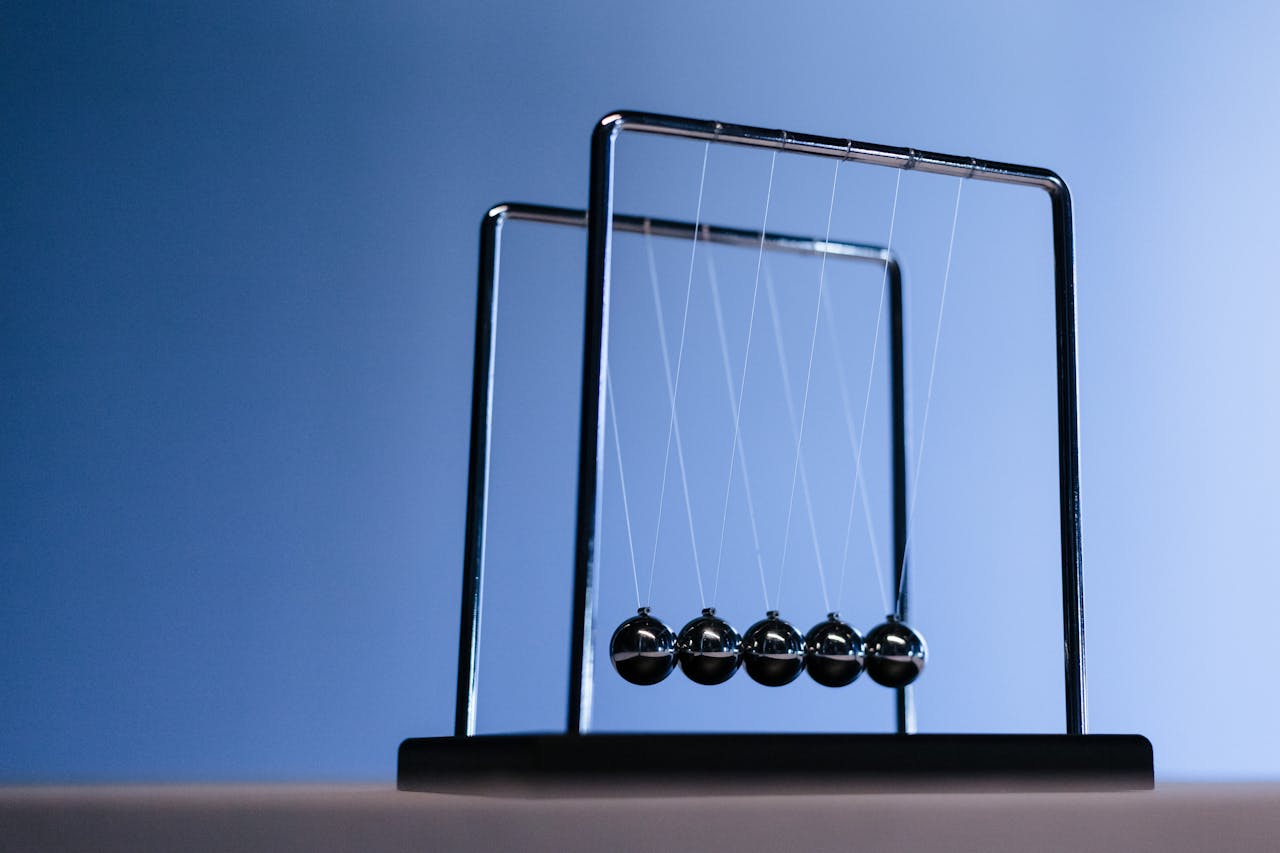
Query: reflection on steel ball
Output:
[[741, 610, 805, 686], [609, 607, 676, 685], [676, 607, 741, 685], [864, 615, 927, 688], [804, 613, 865, 688]]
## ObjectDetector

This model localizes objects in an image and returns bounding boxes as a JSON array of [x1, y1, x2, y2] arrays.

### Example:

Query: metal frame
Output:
[[455, 202, 908, 736], [571, 111, 1086, 737]]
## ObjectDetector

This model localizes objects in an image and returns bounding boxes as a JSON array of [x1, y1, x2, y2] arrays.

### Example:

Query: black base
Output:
[[398, 733, 1153, 794]]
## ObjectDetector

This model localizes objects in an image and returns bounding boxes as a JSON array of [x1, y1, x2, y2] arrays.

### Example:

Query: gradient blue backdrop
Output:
[[3, 1, 1278, 781]]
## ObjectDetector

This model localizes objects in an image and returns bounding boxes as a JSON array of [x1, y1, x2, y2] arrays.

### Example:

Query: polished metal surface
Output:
[[594, 111, 1068, 189], [478, 204, 898, 263], [676, 608, 742, 686], [609, 607, 677, 686], [804, 613, 865, 688], [865, 615, 927, 688], [453, 210, 502, 737], [741, 611, 806, 687], [575, 110, 1084, 735]]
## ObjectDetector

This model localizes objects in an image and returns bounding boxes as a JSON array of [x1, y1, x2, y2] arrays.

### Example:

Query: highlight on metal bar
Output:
[[593, 111, 1071, 195]]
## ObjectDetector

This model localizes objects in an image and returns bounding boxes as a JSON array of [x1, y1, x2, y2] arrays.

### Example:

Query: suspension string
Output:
[[821, 284, 887, 613], [704, 249, 771, 609], [760, 264, 831, 613], [774, 160, 842, 613], [895, 176, 965, 616], [642, 214, 708, 607], [642, 146, 710, 606], [605, 369, 642, 608], [833, 169, 902, 614], [707, 151, 777, 608]]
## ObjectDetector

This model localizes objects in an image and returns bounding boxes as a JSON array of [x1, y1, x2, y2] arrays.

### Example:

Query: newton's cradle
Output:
[[398, 111, 1153, 791]]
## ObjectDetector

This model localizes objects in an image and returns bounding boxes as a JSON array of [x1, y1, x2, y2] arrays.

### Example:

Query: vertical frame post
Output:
[[454, 208, 505, 737], [1050, 183, 1086, 735], [887, 258, 914, 734], [567, 122, 618, 734]]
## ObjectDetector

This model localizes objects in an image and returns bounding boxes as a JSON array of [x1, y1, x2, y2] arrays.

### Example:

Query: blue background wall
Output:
[[4, 1, 1278, 781]]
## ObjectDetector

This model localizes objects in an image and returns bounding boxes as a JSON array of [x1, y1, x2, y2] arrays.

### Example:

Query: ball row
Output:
[[608, 607, 927, 689]]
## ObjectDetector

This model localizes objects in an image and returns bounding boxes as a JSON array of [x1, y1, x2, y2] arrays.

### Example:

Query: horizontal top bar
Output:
[[598, 111, 1067, 196], [487, 202, 896, 266]]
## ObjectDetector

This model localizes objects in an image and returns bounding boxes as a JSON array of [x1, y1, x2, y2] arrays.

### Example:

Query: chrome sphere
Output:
[[804, 613, 865, 688], [676, 607, 741, 685], [609, 607, 676, 686], [864, 615, 927, 688], [741, 610, 805, 687]]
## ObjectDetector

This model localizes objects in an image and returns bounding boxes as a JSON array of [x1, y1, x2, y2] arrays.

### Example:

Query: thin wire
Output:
[[708, 151, 777, 607], [895, 176, 965, 616], [774, 160, 842, 613], [834, 169, 902, 614], [822, 285, 886, 613], [642, 205, 708, 606], [704, 249, 771, 609], [761, 264, 836, 614], [605, 369, 642, 608], [643, 145, 710, 606]]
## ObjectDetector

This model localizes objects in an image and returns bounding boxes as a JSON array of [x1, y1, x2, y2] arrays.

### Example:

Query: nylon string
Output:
[[758, 262, 845, 617], [642, 144, 710, 609], [708, 151, 777, 608], [774, 160, 842, 613], [605, 369, 642, 607], [822, 282, 888, 613], [704, 249, 772, 609], [895, 176, 965, 616], [833, 168, 902, 615]]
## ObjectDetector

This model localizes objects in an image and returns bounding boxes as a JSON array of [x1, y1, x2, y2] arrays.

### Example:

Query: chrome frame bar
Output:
[[456, 202, 908, 736], [571, 111, 1085, 736]]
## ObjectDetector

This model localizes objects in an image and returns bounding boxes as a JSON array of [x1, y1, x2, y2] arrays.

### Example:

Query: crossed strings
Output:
[[607, 146, 713, 611], [690, 162, 884, 616], [635, 142, 713, 608], [771, 171, 965, 621], [609, 152, 965, 622], [707, 151, 778, 609], [605, 368, 642, 607], [763, 254, 888, 618], [774, 160, 843, 613], [614, 147, 780, 613], [758, 260, 841, 613], [711, 250, 862, 614], [831, 168, 902, 617], [703, 246, 774, 610], [894, 176, 965, 617]]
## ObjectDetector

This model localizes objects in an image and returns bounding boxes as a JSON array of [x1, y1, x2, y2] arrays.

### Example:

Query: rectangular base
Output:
[[398, 733, 1153, 794]]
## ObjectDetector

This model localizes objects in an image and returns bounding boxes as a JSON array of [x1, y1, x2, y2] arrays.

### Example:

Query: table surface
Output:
[[4, 783, 1279, 852]]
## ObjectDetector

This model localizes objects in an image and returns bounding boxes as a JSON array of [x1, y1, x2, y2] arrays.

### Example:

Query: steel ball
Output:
[[804, 613, 865, 688], [676, 607, 741, 685], [609, 607, 676, 686], [741, 610, 805, 687], [864, 615, 927, 688]]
